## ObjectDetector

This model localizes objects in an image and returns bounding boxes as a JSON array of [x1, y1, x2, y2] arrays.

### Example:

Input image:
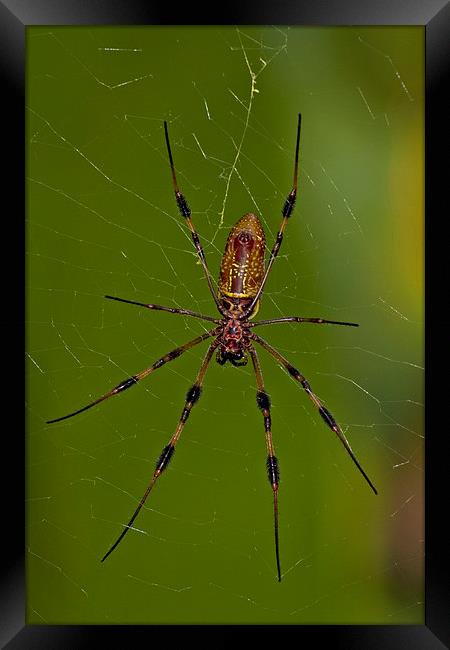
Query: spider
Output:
[[47, 114, 377, 582]]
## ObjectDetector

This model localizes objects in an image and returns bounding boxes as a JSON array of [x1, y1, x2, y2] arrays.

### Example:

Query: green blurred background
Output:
[[26, 26, 424, 624]]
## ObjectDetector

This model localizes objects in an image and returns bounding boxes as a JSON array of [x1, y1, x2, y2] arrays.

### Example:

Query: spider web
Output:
[[26, 26, 424, 624]]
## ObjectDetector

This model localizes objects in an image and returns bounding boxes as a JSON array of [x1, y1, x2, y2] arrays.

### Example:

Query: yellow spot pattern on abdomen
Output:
[[219, 213, 266, 299]]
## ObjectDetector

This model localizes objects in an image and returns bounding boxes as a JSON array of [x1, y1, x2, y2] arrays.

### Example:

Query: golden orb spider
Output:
[[47, 114, 377, 582]]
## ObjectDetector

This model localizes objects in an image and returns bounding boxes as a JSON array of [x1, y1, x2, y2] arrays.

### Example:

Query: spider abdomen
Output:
[[219, 213, 266, 302]]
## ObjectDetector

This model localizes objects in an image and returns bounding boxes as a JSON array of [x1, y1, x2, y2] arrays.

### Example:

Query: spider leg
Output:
[[243, 113, 302, 318], [249, 317, 359, 328], [251, 332, 378, 495], [164, 121, 223, 315], [105, 294, 221, 324], [248, 345, 282, 582], [46, 328, 219, 424], [101, 338, 219, 562]]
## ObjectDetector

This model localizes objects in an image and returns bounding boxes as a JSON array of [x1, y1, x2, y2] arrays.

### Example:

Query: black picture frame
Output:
[[3, 0, 448, 646]]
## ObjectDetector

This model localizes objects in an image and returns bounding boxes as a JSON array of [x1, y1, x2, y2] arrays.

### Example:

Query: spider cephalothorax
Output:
[[47, 114, 377, 582], [216, 317, 251, 367]]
